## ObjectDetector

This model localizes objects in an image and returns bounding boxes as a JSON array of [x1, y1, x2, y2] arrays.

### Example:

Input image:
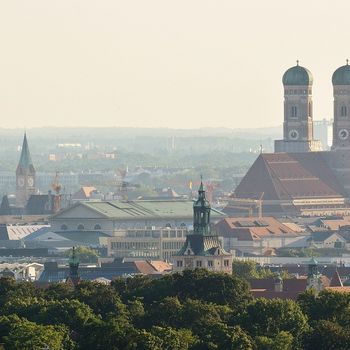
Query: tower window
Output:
[[60, 224, 68, 231], [77, 224, 85, 230], [341, 106, 347, 117], [308, 102, 312, 117], [176, 260, 183, 267], [291, 106, 297, 118]]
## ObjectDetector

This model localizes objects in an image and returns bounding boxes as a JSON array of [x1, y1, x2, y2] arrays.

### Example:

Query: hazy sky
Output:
[[0, 1, 349, 129]]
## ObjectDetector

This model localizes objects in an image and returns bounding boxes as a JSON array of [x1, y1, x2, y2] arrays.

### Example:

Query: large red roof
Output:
[[234, 152, 346, 200]]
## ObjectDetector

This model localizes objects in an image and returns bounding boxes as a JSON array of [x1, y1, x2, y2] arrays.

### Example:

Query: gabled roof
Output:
[[72, 187, 97, 200], [309, 231, 345, 242], [26, 195, 52, 215], [175, 234, 231, 256], [0, 225, 49, 240], [234, 153, 346, 200], [215, 217, 299, 241]]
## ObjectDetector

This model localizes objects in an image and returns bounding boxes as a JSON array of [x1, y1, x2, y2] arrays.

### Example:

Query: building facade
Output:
[[49, 200, 226, 234], [230, 62, 350, 217], [107, 228, 188, 261], [173, 181, 232, 273]]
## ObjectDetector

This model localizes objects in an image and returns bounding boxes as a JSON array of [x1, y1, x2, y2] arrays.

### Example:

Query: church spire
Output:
[[17, 133, 35, 172], [16, 133, 36, 208], [193, 178, 211, 235]]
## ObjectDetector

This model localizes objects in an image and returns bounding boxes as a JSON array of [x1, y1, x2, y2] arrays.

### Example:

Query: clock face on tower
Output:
[[18, 178, 24, 187], [27, 177, 34, 187], [339, 129, 349, 140], [289, 129, 299, 140]]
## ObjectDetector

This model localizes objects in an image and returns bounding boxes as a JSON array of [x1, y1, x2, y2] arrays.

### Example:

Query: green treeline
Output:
[[0, 269, 349, 349]]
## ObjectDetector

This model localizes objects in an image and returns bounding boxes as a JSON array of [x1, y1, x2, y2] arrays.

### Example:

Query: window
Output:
[[60, 224, 68, 231], [224, 259, 230, 267], [165, 223, 171, 228], [291, 106, 297, 117], [308, 102, 312, 117], [196, 261, 202, 267], [208, 260, 213, 267], [176, 260, 183, 267], [341, 106, 347, 117], [94, 224, 102, 230], [77, 224, 85, 230]]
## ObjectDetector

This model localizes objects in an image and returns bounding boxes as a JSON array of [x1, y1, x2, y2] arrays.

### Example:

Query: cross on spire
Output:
[[296, 60, 299, 66], [347, 59, 349, 65]]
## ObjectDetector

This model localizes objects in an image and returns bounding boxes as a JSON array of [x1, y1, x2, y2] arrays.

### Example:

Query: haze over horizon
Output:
[[0, 1, 348, 129]]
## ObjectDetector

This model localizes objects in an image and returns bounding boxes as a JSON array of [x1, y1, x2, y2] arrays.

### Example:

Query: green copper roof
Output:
[[69, 246, 79, 266], [17, 133, 35, 172], [175, 234, 231, 256], [282, 63, 313, 86], [332, 62, 350, 85], [54, 200, 226, 220]]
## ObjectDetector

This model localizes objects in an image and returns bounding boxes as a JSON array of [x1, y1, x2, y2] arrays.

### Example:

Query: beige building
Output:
[[107, 228, 188, 261], [50, 200, 226, 234]]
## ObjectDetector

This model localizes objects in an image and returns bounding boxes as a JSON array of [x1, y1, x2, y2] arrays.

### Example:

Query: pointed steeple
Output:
[[193, 177, 211, 235], [17, 133, 35, 173]]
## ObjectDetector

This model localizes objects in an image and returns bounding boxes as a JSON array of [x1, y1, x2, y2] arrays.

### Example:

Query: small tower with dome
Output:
[[173, 178, 232, 274], [306, 258, 323, 292], [275, 61, 322, 153]]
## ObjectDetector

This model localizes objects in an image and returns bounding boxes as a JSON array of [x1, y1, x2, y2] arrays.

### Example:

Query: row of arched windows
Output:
[[60, 222, 187, 231], [60, 224, 102, 231]]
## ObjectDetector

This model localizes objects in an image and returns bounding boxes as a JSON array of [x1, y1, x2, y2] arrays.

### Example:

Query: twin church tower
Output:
[[275, 61, 350, 153]]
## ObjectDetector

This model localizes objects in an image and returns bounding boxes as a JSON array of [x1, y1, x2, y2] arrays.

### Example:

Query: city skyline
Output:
[[1, 1, 350, 129]]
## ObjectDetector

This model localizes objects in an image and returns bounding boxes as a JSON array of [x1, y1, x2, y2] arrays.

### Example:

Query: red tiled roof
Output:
[[148, 260, 172, 272], [72, 187, 97, 200], [326, 286, 350, 293], [234, 153, 346, 200], [215, 217, 298, 241], [134, 261, 156, 275], [250, 278, 307, 293]]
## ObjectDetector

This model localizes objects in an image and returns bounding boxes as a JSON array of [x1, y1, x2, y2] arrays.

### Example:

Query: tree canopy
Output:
[[0, 269, 349, 349]]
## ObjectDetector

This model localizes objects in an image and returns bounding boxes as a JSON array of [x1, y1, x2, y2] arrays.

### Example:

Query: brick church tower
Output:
[[275, 61, 322, 153]]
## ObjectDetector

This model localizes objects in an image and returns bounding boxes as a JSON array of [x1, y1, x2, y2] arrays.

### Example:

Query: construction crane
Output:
[[51, 171, 62, 213]]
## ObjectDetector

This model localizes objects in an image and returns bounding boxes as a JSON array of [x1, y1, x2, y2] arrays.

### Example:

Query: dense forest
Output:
[[0, 269, 349, 349]]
